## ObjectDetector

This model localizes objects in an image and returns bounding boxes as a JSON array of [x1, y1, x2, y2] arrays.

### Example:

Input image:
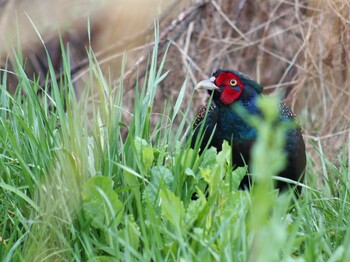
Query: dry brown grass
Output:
[[292, 0, 350, 160], [1, 0, 349, 164]]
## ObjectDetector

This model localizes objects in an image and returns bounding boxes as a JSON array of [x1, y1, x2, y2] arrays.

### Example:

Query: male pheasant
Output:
[[191, 69, 306, 193]]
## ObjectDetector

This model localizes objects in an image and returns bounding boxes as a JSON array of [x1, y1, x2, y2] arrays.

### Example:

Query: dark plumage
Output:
[[191, 69, 306, 193]]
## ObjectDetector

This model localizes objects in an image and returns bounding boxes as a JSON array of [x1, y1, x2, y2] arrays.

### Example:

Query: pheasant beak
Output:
[[195, 77, 220, 91]]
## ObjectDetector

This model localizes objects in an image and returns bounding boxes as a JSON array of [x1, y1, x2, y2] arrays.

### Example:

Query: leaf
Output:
[[172, 77, 187, 121], [200, 167, 212, 185], [120, 215, 141, 251], [112, 161, 149, 185], [216, 140, 231, 166], [143, 166, 173, 208], [160, 188, 184, 228], [181, 148, 198, 168], [257, 96, 279, 123], [142, 145, 154, 168], [228, 166, 248, 190], [82, 176, 113, 201], [185, 168, 196, 178], [134, 136, 154, 169], [200, 147, 218, 170], [83, 201, 106, 229], [82, 176, 124, 229], [184, 192, 206, 229], [134, 137, 149, 156]]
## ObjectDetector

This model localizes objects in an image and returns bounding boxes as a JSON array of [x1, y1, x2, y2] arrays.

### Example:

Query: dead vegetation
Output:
[[0, 0, 349, 164]]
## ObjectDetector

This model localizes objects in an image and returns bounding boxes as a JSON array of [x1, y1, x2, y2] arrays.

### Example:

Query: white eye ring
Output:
[[229, 79, 238, 86]]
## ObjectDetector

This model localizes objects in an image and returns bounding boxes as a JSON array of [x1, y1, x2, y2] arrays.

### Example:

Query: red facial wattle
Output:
[[213, 72, 245, 105], [220, 86, 243, 105]]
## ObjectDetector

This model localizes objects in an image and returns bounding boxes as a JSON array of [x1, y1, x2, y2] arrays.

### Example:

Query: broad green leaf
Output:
[[120, 215, 141, 251], [216, 140, 231, 166], [134, 136, 155, 168], [185, 168, 196, 178], [228, 166, 248, 190], [150, 166, 174, 187], [184, 192, 206, 229], [82, 176, 124, 229], [134, 137, 149, 156], [82, 176, 113, 201], [142, 145, 154, 168], [143, 166, 173, 208], [83, 200, 106, 228], [200, 167, 212, 185], [160, 188, 184, 228], [200, 147, 218, 170]]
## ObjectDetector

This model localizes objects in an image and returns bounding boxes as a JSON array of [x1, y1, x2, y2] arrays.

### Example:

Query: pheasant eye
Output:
[[229, 79, 238, 86]]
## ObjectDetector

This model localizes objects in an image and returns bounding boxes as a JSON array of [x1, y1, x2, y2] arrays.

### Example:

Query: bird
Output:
[[191, 69, 306, 193]]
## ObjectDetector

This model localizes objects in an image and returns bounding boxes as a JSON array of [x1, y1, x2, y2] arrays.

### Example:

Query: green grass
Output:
[[1, 28, 350, 262]]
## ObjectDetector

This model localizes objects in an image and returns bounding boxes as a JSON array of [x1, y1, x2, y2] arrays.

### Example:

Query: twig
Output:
[[304, 129, 350, 141], [210, 0, 250, 43], [110, 0, 210, 95]]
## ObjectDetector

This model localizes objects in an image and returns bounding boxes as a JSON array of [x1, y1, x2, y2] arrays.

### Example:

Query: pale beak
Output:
[[195, 77, 220, 91]]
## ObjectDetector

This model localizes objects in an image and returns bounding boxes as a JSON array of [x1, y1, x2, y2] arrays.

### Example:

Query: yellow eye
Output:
[[229, 79, 238, 86]]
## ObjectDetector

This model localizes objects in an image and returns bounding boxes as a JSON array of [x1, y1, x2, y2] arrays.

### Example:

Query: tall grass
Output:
[[0, 27, 350, 261]]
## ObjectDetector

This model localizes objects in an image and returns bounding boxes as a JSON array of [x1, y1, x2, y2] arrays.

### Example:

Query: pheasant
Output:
[[191, 69, 306, 193]]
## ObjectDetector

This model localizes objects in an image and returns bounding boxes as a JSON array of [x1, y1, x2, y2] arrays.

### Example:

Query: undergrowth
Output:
[[0, 27, 350, 262]]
